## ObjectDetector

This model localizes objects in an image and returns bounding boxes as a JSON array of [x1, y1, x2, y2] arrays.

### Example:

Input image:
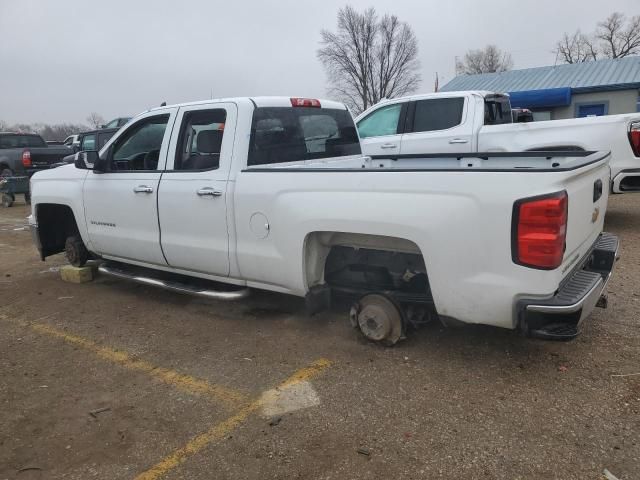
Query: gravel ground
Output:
[[0, 194, 638, 480]]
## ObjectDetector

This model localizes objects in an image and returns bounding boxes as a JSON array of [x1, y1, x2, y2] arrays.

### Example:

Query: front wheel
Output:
[[65, 235, 89, 267]]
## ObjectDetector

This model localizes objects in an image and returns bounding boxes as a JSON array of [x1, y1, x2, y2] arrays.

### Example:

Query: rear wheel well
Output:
[[304, 231, 432, 298], [36, 204, 83, 259]]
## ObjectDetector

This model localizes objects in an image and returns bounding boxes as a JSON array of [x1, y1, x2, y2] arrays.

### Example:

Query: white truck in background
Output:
[[28, 96, 618, 345], [355, 90, 640, 193]]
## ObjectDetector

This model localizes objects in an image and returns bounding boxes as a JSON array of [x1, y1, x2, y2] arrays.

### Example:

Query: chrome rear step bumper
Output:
[[99, 263, 250, 300], [612, 169, 640, 193], [519, 232, 619, 340]]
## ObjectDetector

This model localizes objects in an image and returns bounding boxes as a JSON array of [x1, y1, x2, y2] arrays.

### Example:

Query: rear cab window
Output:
[[248, 106, 361, 166], [484, 95, 513, 125]]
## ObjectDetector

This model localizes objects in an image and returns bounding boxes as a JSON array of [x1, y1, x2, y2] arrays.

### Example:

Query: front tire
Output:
[[65, 235, 89, 267]]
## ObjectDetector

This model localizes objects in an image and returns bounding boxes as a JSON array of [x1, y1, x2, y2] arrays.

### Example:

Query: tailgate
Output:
[[560, 160, 610, 274], [28, 148, 73, 169]]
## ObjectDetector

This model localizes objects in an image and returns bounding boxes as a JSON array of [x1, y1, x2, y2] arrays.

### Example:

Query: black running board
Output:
[[99, 262, 250, 300], [530, 323, 579, 340]]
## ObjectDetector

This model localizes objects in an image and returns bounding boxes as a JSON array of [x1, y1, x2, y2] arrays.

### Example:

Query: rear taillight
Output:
[[629, 121, 640, 157], [512, 191, 568, 269], [22, 150, 31, 167], [290, 97, 321, 108]]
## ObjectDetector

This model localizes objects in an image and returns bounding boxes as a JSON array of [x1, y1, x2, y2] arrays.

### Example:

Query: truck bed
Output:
[[236, 149, 611, 330]]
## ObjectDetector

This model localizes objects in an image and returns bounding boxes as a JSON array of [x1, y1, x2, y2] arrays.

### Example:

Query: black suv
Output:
[[61, 127, 119, 163]]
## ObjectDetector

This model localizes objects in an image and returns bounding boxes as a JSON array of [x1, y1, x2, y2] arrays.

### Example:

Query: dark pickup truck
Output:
[[0, 133, 73, 177]]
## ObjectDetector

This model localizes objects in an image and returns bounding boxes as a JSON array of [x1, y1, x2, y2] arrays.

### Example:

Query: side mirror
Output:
[[74, 150, 99, 170], [93, 155, 108, 172]]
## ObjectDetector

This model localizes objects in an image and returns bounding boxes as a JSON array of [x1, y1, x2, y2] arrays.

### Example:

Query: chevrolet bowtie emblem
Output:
[[591, 207, 600, 223]]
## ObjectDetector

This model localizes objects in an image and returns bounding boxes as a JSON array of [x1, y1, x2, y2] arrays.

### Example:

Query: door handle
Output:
[[133, 185, 154, 194], [197, 187, 223, 197], [449, 138, 469, 144], [380, 143, 398, 149]]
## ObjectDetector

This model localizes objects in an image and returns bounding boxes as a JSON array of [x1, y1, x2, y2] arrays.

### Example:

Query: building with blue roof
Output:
[[441, 56, 640, 121]]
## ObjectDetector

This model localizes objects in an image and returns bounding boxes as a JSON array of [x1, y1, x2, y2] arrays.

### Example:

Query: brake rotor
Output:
[[353, 294, 403, 346]]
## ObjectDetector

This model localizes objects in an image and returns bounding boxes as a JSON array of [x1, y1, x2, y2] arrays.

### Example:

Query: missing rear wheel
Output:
[[351, 294, 404, 346]]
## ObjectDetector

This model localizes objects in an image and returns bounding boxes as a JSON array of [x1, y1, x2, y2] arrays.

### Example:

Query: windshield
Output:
[[248, 107, 361, 166], [0, 134, 47, 149]]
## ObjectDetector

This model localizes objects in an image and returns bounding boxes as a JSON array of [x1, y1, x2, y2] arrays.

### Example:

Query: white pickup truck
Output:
[[28, 96, 618, 345], [355, 90, 640, 193]]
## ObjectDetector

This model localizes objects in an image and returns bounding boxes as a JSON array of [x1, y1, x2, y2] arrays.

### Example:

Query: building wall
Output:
[[551, 89, 639, 119]]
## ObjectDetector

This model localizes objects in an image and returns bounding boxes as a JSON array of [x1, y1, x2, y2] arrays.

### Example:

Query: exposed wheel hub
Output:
[[351, 294, 403, 346], [359, 304, 392, 341]]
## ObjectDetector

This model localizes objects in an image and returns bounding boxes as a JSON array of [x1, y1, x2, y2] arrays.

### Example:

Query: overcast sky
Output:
[[0, 0, 638, 124]]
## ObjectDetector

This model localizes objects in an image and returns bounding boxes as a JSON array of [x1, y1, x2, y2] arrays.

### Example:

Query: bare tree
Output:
[[456, 45, 513, 75], [86, 112, 105, 129], [555, 30, 598, 64], [38, 123, 89, 141], [317, 6, 420, 114], [596, 12, 640, 59], [555, 12, 640, 63]]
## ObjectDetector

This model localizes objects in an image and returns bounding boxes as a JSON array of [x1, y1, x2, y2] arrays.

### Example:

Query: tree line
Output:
[[319, 8, 640, 114], [0, 113, 105, 141]]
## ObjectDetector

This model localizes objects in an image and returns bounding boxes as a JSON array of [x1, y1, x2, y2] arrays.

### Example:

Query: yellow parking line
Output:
[[134, 358, 332, 480], [21, 320, 247, 409]]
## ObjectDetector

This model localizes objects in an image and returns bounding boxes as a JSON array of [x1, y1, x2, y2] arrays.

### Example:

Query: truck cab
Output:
[[356, 90, 640, 193], [356, 91, 511, 156]]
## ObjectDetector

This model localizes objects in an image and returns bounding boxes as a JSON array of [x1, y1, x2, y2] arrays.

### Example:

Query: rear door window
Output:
[[174, 109, 227, 171], [410, 98, 465, 133], [248, 107, 360, 166]]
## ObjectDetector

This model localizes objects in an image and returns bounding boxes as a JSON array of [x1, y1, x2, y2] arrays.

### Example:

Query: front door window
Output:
[[109, 115, 169, 171], [357, 104, 402, 138]]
